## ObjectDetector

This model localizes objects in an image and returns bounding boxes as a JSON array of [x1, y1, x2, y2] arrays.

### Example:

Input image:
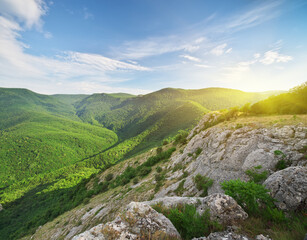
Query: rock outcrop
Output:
[[145, 193, 248, 225], [156, 116, 306, 198], [264, 166, 307, 211], [192, 231, 271, 240], [72, 202, 181, 240]]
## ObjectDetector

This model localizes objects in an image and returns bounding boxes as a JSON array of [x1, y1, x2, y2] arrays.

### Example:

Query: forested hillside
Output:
[[250, 82, 307, 114], [0, 86, 281, 240]]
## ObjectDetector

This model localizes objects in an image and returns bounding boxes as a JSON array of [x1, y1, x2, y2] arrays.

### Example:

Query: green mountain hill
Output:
[[250, 82, 307, 114]]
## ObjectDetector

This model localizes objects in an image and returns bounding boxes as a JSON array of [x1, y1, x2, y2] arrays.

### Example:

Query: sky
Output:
[[0, 0, 306, 95]]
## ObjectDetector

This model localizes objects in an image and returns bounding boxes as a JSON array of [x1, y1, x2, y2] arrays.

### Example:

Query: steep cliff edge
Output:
[[24, 113, 307, 240]]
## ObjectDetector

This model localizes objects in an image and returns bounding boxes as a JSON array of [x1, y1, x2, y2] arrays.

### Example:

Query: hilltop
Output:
[[0, 84, 303, 240]]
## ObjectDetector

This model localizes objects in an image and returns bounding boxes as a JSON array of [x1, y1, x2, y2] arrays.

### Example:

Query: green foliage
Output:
[[274, 150, 292, 170], [245, 165, 269, 184], [195, 147, 202, 157], [174, 180, 185, 196], [193, 174, 213, 197], [156, 166, 162, 173], [250, 82, 307, 114], [105, 173, 114, 181], [174, 130, 189, 145], [153, 204, 222, 240], [156, 146, 163, 155], [220, 179, 280, 218], [172, 163, 184, 172]]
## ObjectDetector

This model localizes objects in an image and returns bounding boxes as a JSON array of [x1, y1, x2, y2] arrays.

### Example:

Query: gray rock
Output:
[[255, 234, 272, 240], [145, 193, 248, 225], [73, 202, 181, 240], [0, 204, 3, 211], [192, 232, 271, 240], [192, 231, 250, 240], [156, 117, 307, 198], [264, 166, 307, 211]]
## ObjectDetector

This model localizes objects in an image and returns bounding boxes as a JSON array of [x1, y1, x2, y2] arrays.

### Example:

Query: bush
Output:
[[137, 166, 152, 177], [174, 180, 185, 196], [105, 173, 114, 181], [195, 147, 202, 157], [156, 146, 163, 155], [153, 204, 222, 240], [193, 174, 213, 197], [274, 150, 292, 170], [174, 131, 188, 145], [163, 140, 169, 145], [245, 165, 268, 184], [220, 179, 275, 215], [156, 166, 162, 173]]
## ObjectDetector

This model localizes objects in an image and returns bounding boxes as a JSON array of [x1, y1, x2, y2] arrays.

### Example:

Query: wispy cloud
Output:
[[259, 50, 293, 65], [195, 64, 212, 69], [210, 43, 227, 56], [83, 7, 94, 20], [180, 54, 201, 62], [113, 1, 282, 61], [0, 1, 149, 94]]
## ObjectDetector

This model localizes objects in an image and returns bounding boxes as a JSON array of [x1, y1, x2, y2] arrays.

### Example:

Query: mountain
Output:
[[250, 82, 307, 114], [0, 86, 284, 239], [12, 111, 306, 240]]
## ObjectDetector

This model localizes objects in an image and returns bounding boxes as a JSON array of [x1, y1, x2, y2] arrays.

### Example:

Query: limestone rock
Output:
[[192, 231, 250, 240], [264, 166, 307, 211], [73, 202, 181, 240], [156, 120, 307, 198], [192, 232, 271, 240], [145, 193, 248, 225]]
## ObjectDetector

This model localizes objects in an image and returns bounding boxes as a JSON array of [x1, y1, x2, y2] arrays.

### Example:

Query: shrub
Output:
[[153, 204, 222, 240], [220, 179, 275, 215], [172, 163, 184, 172], [137, 166, 152, 177], [193, 174, 213, 197], [174, 180, 185, 196], [163, 140, 169, 145], [195, 148, 202, 157], [156, 166, 162, 173], [274, 150, 292, 170], [133, 177, 139, 185], [174, 131, 188, 145], [245, 165, 268, 184], [105, 173, 114, 181], [156, 146, 163, 155]]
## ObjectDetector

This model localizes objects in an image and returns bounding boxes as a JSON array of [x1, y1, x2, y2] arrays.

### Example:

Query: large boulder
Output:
[[264, 166, 307, 211], [144, 193, 248, 225], [73, 202, 181, 240]]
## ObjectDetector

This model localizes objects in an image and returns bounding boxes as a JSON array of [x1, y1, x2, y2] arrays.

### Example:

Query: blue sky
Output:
[[0, 0, 306, 94]]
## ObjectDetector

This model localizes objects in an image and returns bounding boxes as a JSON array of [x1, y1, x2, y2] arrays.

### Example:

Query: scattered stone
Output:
[[145, 193, 248, 225], [72, 202, 181, 240], [264, 166, 307, 211]]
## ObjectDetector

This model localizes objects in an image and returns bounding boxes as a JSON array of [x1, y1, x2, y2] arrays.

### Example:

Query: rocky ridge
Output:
[[26, 113, 307, 240]]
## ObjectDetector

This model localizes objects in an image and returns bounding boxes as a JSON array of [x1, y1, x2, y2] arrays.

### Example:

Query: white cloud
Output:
[[210, 43, 227, 56], [225, 48, 232, 54], [180, 54, 201, 62], [44, 31, 52, 39], [83, 7, 94, 20], [0, 0, 46, 28], [195, 64, 212, 69], [254, 53, 261, 59], [259, 50, 293, 65], [0, 4, 150, 94]]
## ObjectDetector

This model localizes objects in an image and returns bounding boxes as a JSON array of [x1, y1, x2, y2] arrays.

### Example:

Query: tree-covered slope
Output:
[[250, 82, 307, 114], [76, 87, 276, 138]]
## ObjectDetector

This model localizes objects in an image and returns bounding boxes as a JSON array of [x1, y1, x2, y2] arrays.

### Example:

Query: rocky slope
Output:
[[24, 113, 307, 240]]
